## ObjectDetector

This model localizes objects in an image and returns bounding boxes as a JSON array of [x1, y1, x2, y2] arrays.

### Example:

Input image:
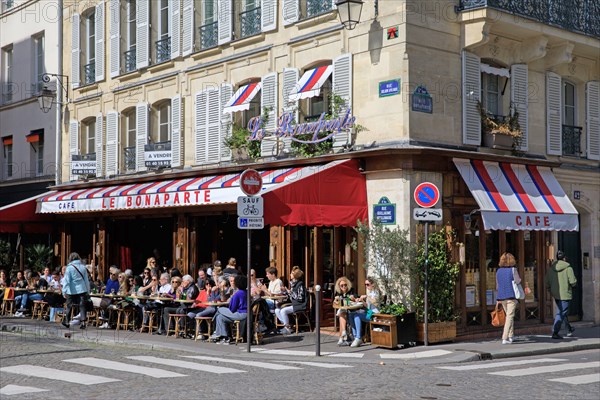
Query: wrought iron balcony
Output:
[[199, 21, 218, 50], [124, 146, 136, 171], [458, 0, 599, 39], [240, 7, 261, 39], [562, 125, 582, 157], [84, 62, 95, 85], [124, 49, 136, 72], [306, 0, 334, 18], [155, 37, 171, 64]]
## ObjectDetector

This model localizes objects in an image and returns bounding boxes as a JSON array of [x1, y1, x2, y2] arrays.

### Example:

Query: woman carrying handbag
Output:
[[495, 252, 521, 344]]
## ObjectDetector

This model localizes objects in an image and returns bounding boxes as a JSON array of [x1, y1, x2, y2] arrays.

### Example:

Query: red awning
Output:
[[26, 132, 42, 143], [0, 193, 54, 233], [263, 159, 367, 227]]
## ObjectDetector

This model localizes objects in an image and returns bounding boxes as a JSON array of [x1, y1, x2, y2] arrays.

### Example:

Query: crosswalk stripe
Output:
[[282, 361, 351, 369], [0, 365, 119, 385], [127, 356, 244, 374], [0, 385, 49, 396], [438, 358, 568, 371], [381, 350, 453, 360], [63, 357, 187, 378], [254, 349, 335, 356], [549, 373, 600, 385], [490, 362, 600, 377], [182, 356, 301, 370], [328, 353, 365, 358]]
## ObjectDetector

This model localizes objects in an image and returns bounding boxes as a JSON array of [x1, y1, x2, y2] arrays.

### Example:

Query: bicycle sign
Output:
[[237, 196, 264, 218]]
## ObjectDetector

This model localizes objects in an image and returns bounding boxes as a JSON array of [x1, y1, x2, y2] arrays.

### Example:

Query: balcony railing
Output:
[[124, 146, 136, 171], [124, 49, 136, 72], [199, 21, 218, 50], [240, 7, 261, 39], [155, 37, 171, 64], [306, 0, 334, 18], [84, 62, 95, 85], [458, 0, 599, 39], [562, 125, 582, 157]]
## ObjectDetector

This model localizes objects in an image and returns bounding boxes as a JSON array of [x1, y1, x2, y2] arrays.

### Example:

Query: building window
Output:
[[82, 119, 96, 155], [562, 81, 582, 157], [303, 0, 333, 19], [154, 0, 171, 63], [198, 0, 218, 50], [238, 0, 261, 39], [481, 73, 500, 117], [563, 82, 576, 126], [84, 10, 96, 85], [37, 139, 44, 175], [2, 45, 13, 103], [28, 131, 44, 176], [2, 0, 15, 12], [122, 109, 137, 171], [33, 33, 45, 93], [155, 102, 171, 143], [3, 141, 13, 178], [124, 0, 137, 72]]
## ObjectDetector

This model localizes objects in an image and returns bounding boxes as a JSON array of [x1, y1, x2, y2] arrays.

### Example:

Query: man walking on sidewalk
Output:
[[545, 250, 577, 339]]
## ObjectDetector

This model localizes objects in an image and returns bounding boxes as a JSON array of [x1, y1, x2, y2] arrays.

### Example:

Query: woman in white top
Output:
[[348, 276, 381, 347], [261, 267, 283, 310]]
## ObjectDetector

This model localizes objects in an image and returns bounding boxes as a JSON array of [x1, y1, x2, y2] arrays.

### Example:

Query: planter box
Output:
[[484, 132, 514, 150], [370, 312, 417, 349], [416, 321, 457, 344]]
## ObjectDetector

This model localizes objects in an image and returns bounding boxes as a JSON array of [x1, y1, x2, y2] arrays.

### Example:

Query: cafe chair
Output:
[[292, 310, 312, 334], [140, 310, 158, 334], [194, 316, 213, 341], [1, 288, 15, 316], [167, 313, 188, 338], [116, 308, 135, 331], [31, 300, 49, 320]]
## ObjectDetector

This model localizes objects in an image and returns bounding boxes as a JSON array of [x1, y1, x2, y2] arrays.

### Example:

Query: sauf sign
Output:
[[246, 108, 356, 144]]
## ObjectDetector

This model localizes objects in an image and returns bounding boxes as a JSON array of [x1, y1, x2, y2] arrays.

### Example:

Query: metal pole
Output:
[[246, 229, 252, 353], [55, 0, 63, 185], [424, 222, 429, 347], [315, 285, 321, 357]]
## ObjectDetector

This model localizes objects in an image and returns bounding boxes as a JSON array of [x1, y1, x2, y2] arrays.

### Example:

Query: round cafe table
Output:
[[199, 301, 229, 307], [333, 302, 364, 312], [90, 293, 125, 299], [262, 295, 288, 301]]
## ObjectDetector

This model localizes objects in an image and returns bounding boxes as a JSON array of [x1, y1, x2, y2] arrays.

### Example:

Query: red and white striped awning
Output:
[[223, 82, 262, 113], [36, 160, 368, 228], [288, 65, 333, 102], [454, 158, 578, 231]]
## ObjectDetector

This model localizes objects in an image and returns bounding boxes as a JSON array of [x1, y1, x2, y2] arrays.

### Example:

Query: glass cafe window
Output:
[[523, 231, 538, 306], [464, 226, 481, 308]]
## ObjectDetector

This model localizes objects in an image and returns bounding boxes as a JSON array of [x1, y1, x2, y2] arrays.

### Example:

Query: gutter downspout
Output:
[[55, 0, 63, 185]]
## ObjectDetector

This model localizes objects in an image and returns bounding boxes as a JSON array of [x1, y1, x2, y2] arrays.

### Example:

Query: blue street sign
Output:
[[373, 196, 396, 225]]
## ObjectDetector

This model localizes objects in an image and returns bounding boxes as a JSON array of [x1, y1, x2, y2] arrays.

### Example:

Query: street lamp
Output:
[[36, 73, 69, 113], [335, 0, 367, 30], [38, 88, 55, 113]]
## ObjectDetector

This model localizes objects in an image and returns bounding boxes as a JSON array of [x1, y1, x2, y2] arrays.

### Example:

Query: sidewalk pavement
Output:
[[1, 317, 598, 365]]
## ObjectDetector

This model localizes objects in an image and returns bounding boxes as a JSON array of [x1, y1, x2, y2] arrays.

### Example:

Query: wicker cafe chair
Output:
[[194, 316, 213, 341]]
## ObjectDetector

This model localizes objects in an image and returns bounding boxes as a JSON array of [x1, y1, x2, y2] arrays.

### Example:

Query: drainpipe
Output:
[[55, 0, 63, 185]]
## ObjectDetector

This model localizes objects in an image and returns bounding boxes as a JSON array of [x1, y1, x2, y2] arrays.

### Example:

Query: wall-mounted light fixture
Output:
[[345, 243, 352, 266], [546, 242, 555, 262], [269, 244, 276, 262], [336, 0, 378, 30]]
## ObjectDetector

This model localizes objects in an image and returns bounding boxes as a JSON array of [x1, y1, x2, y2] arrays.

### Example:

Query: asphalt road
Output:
[[0, 333, 598, 399]]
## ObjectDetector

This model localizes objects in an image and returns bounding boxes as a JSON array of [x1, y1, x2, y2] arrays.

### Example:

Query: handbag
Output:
[[491, 302, 506, 327], [72, 264, 94, 310], [512, 268, 525, 300]]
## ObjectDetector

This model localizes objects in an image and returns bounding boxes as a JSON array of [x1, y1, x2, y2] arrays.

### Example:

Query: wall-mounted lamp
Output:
[[345, 243, 352, 266], [176, 243, 183, 261], [269, 244, 276, 262], [37, 73, 69, 113], [336, 0, 377, 30], [458, 243, 465, 265], [95, 242, 101, 257], [546, 242, 555, 262]]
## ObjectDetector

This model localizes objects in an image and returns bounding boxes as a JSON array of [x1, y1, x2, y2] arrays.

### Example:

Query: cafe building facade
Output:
[[31, 1, 600, 332]]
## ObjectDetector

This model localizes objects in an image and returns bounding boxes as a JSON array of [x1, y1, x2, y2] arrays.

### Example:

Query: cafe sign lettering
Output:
[[247, 108, 356, 144]]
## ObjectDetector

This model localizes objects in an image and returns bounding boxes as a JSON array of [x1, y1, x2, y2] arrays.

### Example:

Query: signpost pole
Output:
[[315, 285, 321, 357], [424, 222, 429, 347], [247, 229, 252, 353]]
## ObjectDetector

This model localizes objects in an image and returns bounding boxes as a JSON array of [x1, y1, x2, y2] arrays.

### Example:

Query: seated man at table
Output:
[[260, 267, 283, 310], [209, 274, 248, 344], [160, 275, 198, 336]]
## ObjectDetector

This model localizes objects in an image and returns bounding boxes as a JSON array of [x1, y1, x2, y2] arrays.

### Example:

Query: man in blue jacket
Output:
[[62, 252, 90, 329]]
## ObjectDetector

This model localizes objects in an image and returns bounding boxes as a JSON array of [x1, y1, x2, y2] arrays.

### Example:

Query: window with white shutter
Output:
[[261, 0, 277, 32], [109, 0, 120, 77], [546, 72, 562, 155], [199, 0, 218, 50], [281, 67, 299, 153], [181, 0, 194, 55], [282, 0, 299, 25], [260, 72, 278, 157], [121, 109, 136, 172], [71, 13, 80, 88], [170, 0, 181, 59], [105, 110, 119, 176], [171, 95, 183, 167], [511, 64, 528, 151], [136, 102, 148, 171], [218, 0, 232, 45], [136, 0, 149, 69], [95, 113, 104, 177], [95, 2, 105, 82], [194, 91, 208, 164], [586, 81, 600, 160], [462, 51, 481, 146], [332, 53, 352, 149], [219, 83, 233, 161]]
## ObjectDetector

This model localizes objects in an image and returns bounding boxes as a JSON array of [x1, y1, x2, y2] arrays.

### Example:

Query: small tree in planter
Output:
[[413, 227, 460, 343], [25, 244, 53, 274]]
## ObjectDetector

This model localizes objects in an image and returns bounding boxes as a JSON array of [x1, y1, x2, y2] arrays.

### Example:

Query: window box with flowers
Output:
[[478, 101, 523, 152]]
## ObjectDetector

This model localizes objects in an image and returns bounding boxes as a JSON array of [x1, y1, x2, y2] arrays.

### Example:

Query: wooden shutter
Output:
[[462, 50, 481, 145], [171, 95, 183, 167], [217, 0, 232, 45], [332, 53, 352, 149], [69, 120, 79, 181], [105, 110, 119, 176], [511, 64, 528, 151], [261, 0, 277, 32], [586, 81, 600, 160], [195, 91, 208, 164], [546, 72, 562, 155], [282, 67, 299, 153], [282, 0, 299, 25], [260, 72, 278, 157], [136, 0, 150, 69], [95, 113, 104, 177], [109, 0, 120, 77], [170, 0, 181, 59], [182, 0, 194, 56], [219, 84, 233, 162], [71, 13, 80, 88], [136, 102, 148, 171], [95, 2, 105, 82]]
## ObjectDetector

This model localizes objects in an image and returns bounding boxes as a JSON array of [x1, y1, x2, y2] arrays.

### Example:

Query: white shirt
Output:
[[268, 278, 283, 294]]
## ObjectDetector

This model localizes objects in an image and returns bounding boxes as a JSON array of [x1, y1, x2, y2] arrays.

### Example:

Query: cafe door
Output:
[[558, 230, 582, 319]]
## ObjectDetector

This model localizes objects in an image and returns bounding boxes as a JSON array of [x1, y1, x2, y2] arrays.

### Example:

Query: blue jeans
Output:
[[349, 311, 371, 340], [553, 299, 573, 335], [214, 308, 246, 337], [15, 293, 43, 310]]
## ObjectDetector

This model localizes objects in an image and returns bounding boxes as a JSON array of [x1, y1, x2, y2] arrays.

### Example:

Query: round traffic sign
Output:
[[414, 182, 440, 208], [239, 169, 263, 196]]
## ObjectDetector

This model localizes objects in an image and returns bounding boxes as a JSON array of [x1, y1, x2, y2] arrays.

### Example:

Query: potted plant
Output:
[[223, 124, 261, 162], [353, 220, 418, 347], [413, 227, 460, 343], [25, 244, 53, 274], [477, 101, 523, 152]]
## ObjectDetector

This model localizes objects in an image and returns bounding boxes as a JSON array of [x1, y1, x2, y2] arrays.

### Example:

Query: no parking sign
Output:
[[414, 182, 440, 208]]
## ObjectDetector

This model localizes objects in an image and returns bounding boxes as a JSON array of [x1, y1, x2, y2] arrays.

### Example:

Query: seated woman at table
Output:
[[15, 274, 47, 316], [209, 274, 248, 344], [333, 276, 356, 346], [12, 271, 29, 315], [0, 269, 9, 287], [161, 275, 199, 336], [218, 276, 233, 302], [187, 278, 220, 336], [250, 269, 262, 301], [260, 267, 283, 310], [274, 267, 307, 335], [348, 276, 381, 348]]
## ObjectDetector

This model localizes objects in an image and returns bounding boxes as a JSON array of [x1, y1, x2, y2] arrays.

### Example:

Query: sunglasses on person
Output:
[[171, 280, 180, 284], [365, 282, 371, 286], [144, 271, 150, 275], [340, 284, 348, 287]]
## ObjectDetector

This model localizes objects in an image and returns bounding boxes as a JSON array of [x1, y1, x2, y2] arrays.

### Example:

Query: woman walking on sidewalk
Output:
[[496, 252, 521, 345]]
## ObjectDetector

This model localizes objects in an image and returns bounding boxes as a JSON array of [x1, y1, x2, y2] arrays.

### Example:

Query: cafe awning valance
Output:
[[288, 65, 333, 102], [223, 82, 262, 113], [37, 160, 368, 227], [0, 193, 54, 233], [453, 158, 579, 231]]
